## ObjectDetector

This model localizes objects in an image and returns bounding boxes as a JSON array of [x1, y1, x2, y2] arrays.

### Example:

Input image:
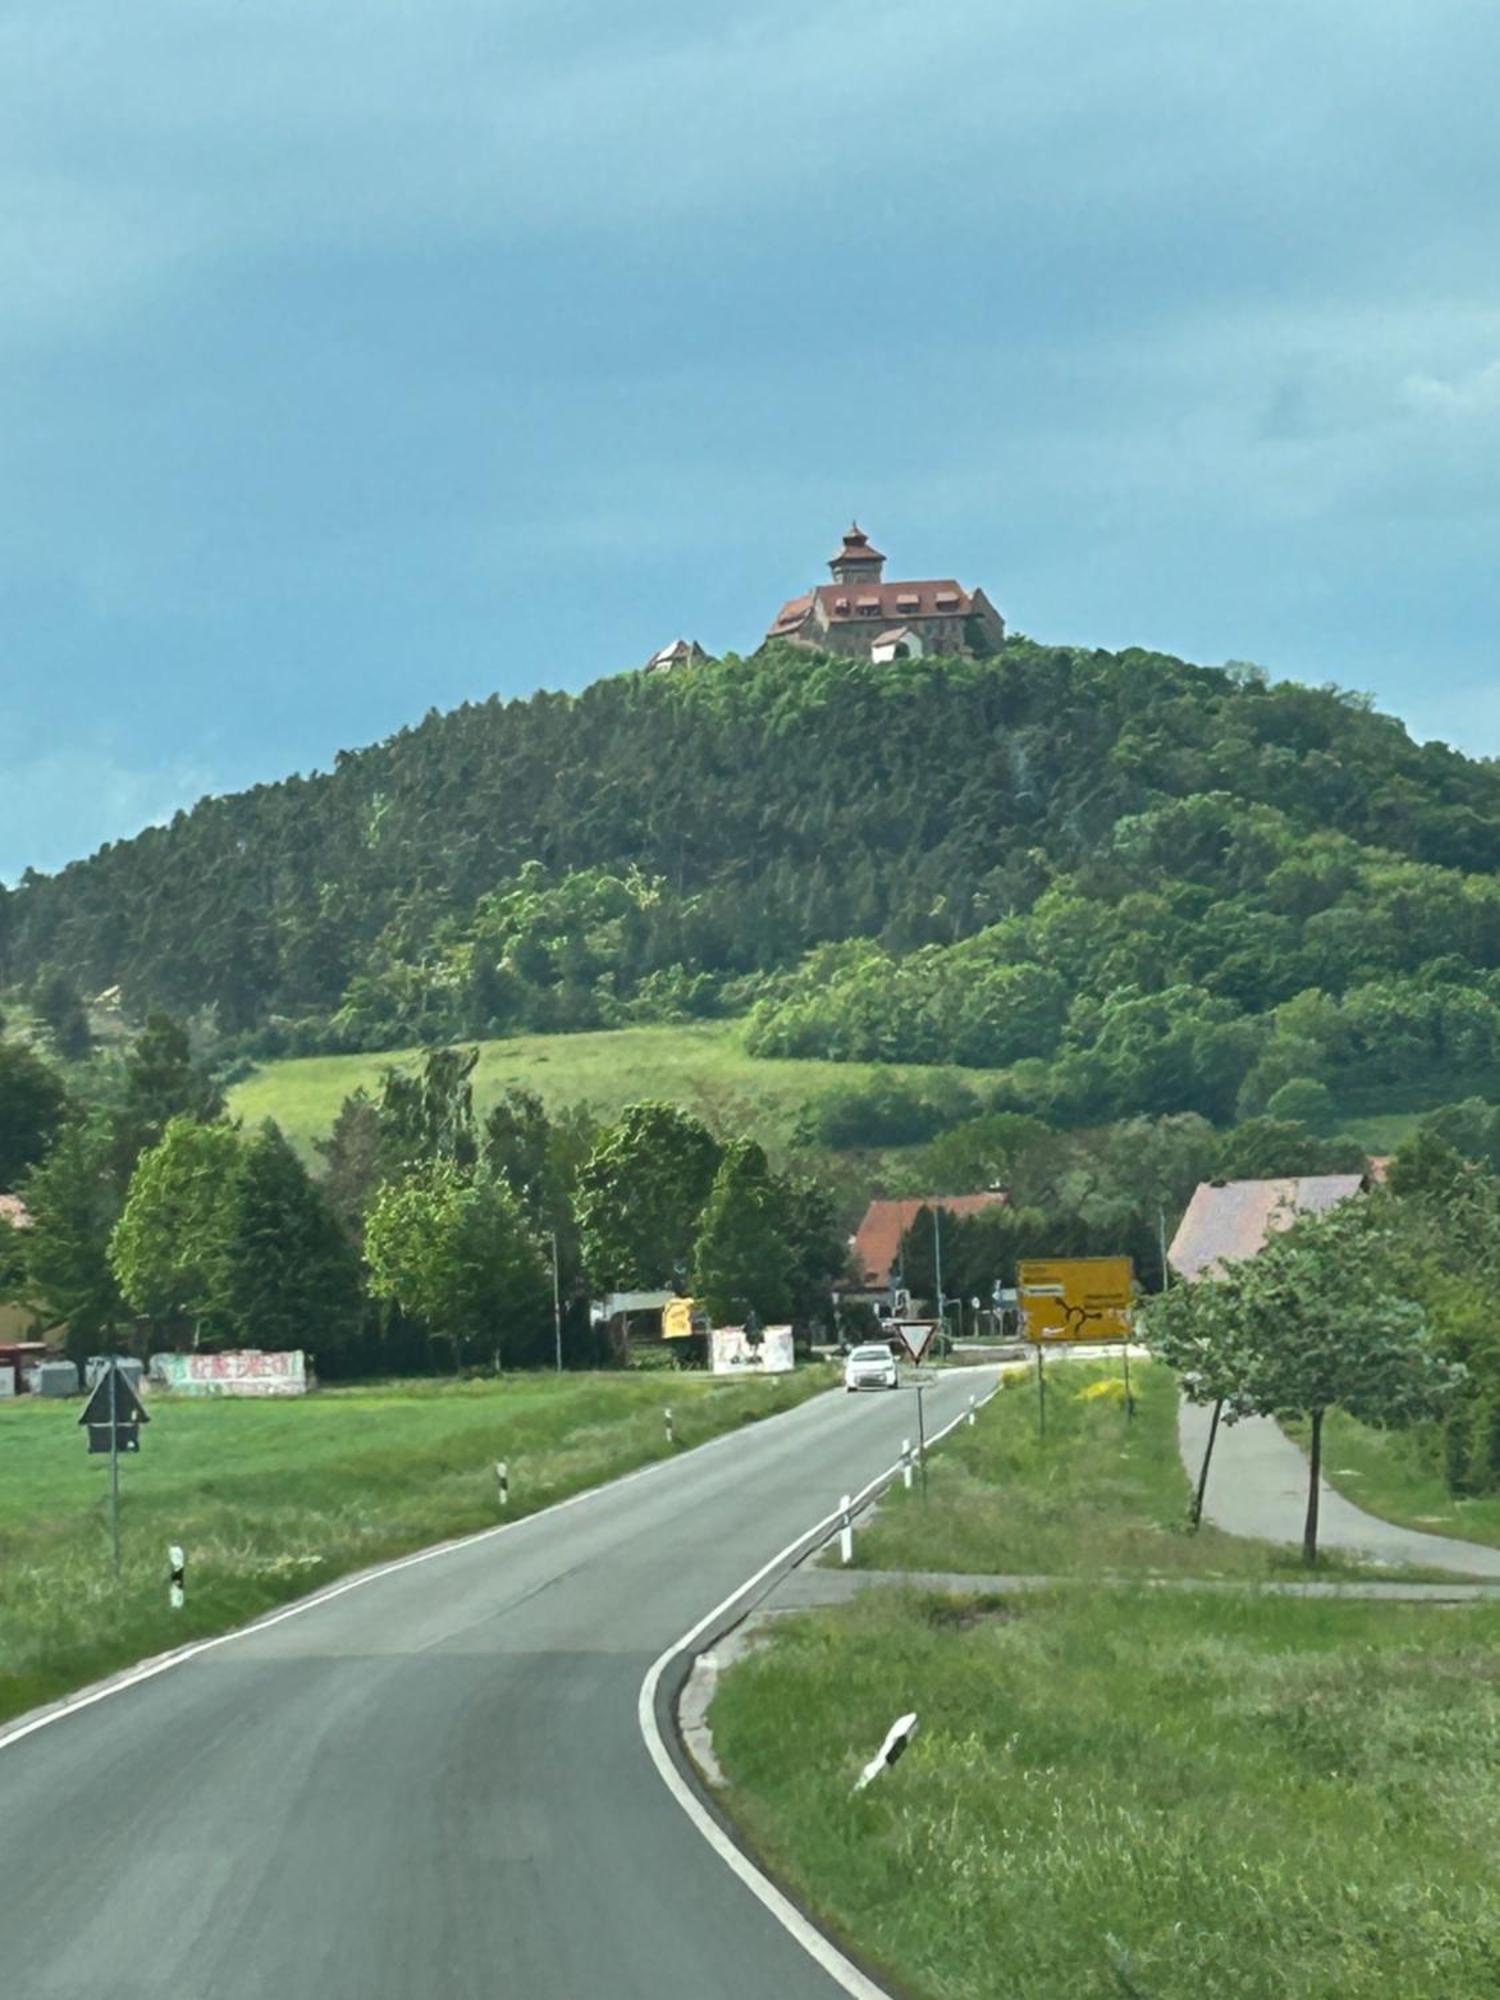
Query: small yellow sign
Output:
[[1018, 1257, 1135, 1344], [661, 1297, 696, 1340]]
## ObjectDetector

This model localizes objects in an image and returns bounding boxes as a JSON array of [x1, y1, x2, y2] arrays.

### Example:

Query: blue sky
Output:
[[3, 1, 1499, 881]]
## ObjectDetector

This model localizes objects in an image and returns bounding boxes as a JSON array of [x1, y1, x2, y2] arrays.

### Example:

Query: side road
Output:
[[1179, 1400, 1500, 1577]]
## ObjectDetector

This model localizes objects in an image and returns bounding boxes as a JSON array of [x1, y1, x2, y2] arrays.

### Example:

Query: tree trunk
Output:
[[1303, 1407, 1324, 1567], [1189, 1398, 1223, 1530]]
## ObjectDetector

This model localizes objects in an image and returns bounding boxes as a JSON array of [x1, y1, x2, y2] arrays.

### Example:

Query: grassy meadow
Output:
[[853, 1355, 1396, 1581], [1285, 1408, 1500, 1552], [227, 1020, 994, 1156], [0, 1366, 829, 1727], [713, 1584, 1500, 2000], [712, 1359, 1500, 1998]]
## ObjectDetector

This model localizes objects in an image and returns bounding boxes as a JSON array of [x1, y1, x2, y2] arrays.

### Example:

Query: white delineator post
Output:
[[967, 1395, 977, 1427], [839, 1494, 854, 1566], [853, 1712, 920, 1793], [902, 1441, 913, 1490], [167, 1544, 186, 1610], [495, 1460, 509, 1509], [665, 1407, 676, 1446]]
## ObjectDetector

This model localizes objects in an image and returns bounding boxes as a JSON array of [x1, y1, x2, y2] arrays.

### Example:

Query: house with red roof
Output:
[[849, 1192, 1009, 1306], [767, 525, 1005, 662]]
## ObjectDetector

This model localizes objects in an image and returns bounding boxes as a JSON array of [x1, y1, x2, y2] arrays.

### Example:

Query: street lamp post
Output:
[[549, 1230, 563, 1373]]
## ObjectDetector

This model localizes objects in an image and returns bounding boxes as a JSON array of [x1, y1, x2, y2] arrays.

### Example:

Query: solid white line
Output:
[[0, 1380, 844, 1757], [637, 1376, 1001, 2000]]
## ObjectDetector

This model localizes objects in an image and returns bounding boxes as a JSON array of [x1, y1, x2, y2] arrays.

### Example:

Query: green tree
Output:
[[691, 1141, 795, 1325], [109, 1117, 241, 1344], [313, 1089, 387, 1243], [33, 972, 93, 1062], [218, 1122, 363, 1358], [1215, 1117, 1368, 1180], [1266, 1076, 1335, 1132], [1147, 1199, 1459, 1562], [575, 1103, 722, 1291], [364, 1162, 550, 1369], [378, 1045, 479, 1170], [0, 1040, 68, 1189], [117, 1012, 225, 1163], [22, 1113, 127, 1348]]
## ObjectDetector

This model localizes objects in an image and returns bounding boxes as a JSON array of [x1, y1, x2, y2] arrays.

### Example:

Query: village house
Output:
[[767, 525, 1005, 663], [848, 1192, 1009, 1310]]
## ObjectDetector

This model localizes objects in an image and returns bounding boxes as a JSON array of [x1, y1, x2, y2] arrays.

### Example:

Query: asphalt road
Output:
[[0, 1371, 986, 2000]]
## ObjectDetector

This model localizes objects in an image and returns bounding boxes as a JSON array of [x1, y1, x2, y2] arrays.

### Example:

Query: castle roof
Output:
[[771, 580, 974, 634], [829, 523, 885, 567]]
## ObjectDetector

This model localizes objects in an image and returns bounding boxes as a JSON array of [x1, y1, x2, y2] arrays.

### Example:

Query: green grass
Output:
[[854, 1357, 1394, 1580], [1340, 1108, 1425, 1153], [712, 1584, 1500, 2000], [0, 1366, 830, 1727], [226, 1020, 995, 1155], [1290, 1410, 1500, 1551]]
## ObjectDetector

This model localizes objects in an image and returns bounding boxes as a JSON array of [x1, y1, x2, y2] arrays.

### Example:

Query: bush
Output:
[[1267, 1076, 1335, 1131]]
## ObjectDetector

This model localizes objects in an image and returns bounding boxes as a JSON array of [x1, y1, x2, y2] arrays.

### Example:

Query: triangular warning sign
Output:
[[78, 1365, 150, 1431], [895, 1321, 936, 1365]]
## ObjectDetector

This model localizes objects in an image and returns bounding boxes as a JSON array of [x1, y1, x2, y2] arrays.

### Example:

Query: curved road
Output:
[[1, 1373, 984, 2000]]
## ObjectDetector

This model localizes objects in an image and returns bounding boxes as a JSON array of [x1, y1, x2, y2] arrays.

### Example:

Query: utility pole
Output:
[[550, 1231, 564, 1373], [932, 1206, 944, 1346]]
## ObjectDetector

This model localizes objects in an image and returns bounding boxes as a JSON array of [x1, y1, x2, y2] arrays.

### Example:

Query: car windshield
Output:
[[850, 1346, 893, 1361]]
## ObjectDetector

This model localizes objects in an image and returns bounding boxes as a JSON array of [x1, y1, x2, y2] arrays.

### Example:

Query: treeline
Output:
[[0, 1027, 847, 1375], [6, 641, 1500, 1080]]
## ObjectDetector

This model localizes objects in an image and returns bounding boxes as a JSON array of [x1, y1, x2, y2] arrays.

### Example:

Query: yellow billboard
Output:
[[661, 1297, 697, 1340], [1018, 1257, 1135, 1344]]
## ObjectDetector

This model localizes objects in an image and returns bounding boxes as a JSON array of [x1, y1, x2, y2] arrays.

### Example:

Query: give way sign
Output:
[[893, 1321, 936, 1365]]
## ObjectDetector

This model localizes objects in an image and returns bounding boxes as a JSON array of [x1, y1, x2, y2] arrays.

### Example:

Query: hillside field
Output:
[[227, 1019, 1415, 1164], [227, 1021, 994, 1155]]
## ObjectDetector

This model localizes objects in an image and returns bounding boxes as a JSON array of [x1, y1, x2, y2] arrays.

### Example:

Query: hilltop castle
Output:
[[766, 525, 1005, 662]]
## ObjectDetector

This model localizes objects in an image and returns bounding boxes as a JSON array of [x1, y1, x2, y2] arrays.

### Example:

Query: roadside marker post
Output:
[[664, 1406, 676, 1446], [901, 1440, 913, 1491], [967, 1394, 976, 1428], [78, 1359, 150, 1577], [168, 1545, 186, 1610], [839, 1495, 854, 1566], [495, 1460, 510, 1509], [852, 1712, 920, 1793]]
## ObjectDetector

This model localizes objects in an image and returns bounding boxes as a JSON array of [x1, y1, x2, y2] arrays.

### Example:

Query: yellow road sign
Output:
[[1018, 1257, 1135, 1344], [661, 1297, 697, 1339]]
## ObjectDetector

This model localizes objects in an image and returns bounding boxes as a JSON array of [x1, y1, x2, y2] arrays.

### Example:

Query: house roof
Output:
[[769, 579, 973, 636], [874, 626, 917, 645], [1168, 1176, 1366, 1282], [0, 1194, 32, 1230], [851, 1193, 1008, 1288], [829, 523, 885, 566]]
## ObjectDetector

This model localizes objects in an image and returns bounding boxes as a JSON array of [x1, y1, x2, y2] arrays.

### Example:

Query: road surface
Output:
[[1179, 1400, 1500, 1577], [0, 1372, 985, 2000]]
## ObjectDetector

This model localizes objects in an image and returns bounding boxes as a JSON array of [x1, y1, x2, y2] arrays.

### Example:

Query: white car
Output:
[[844, 1343, 900, 1391]]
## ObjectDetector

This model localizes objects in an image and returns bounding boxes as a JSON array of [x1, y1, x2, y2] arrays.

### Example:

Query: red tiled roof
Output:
[[851, 1193, 1008, 1288], [771, 591, 815, 630], [829, 524, 885, 565], [815, 580, 972, 623], [1168, 1176, 1366, 1282]]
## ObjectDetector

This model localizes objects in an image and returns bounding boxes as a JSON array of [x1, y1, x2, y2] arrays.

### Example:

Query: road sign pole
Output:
[[1121, 1337, 1135, 1419], [1036, 1342, 1046, 1441], [550, 1231, 563, 1373], [108, 1359, 121, 1577], [915, 1382, 928, 1499]]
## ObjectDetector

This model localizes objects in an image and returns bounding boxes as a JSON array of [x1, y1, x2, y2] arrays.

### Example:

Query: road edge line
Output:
[[0, 1378, 838, 1757], [637, 1376, 1000, 2000]]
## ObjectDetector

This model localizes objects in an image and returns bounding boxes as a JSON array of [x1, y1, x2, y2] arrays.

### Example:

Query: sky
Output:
[[3, 1, 1499, 881]]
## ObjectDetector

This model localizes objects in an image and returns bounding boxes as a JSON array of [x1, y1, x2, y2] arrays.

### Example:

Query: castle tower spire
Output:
[[828, 522, 886, 585]]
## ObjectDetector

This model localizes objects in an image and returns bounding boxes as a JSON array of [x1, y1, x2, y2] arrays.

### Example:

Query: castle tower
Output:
[[828, 523, 886, 586]]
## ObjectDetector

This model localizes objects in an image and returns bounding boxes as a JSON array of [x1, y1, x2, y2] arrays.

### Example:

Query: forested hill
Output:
[[7, 637, 1500, 1121]]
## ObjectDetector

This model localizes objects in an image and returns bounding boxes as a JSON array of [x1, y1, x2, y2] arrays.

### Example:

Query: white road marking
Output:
[[637, 1376, 1000, 2000]]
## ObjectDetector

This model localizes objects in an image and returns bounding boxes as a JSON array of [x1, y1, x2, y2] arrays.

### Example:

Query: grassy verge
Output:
[[1283, 1409, 1500, 1551], [712, 1584, 1500, 2000], [0, 1366, 830, 1726], [227, 1020, 993, 1155], [855, 1356, 1392, 1579]]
